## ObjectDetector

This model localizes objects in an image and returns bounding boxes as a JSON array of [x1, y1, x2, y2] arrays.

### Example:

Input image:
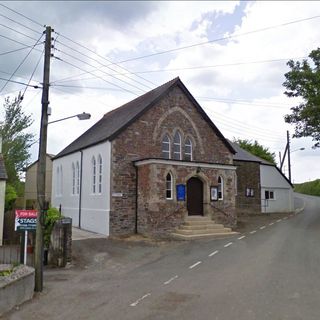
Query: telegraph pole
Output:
[[35, 26, 52, 292], [287, 130, 291, 183]]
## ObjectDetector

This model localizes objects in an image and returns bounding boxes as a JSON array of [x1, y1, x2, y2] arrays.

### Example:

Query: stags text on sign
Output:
[[15, 210, 38, 231]]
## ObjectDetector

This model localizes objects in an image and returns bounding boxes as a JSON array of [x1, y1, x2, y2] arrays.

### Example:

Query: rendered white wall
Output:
[[52, 141, 111, 235], [260, 164, 294, 213]]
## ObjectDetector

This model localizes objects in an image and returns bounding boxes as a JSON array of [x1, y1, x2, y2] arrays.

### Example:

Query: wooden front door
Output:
[[187, 177, 203, 216]]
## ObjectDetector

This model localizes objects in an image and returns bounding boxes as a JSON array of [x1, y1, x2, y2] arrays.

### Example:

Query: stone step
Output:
[[176, 228, 232, 235], [185, 216, 211, 221], [184, 220, 217, 226], [180, 224, 226, 230], [171, 232, 239, 240]]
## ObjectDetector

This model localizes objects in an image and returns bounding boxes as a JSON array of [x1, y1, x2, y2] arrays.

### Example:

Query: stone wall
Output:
[[136, 162, 236, 237], [110, 86, 235, 235], [234, 160, 261, 215]]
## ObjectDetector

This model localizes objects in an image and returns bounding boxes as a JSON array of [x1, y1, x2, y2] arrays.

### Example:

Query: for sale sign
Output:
[[15, 210, 38, 231]]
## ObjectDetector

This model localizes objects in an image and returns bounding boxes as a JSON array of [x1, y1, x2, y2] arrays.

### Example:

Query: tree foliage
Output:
[[0, 93, 35, 187], [234, 139, 276, 165], [283, 48, 320, 148]]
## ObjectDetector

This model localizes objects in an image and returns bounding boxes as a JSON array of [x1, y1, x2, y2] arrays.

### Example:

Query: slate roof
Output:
[[0, 154, 8, 180], [231, 141, 272, 165], [55, 77, 235, 159], [231, 141, 293, 187]]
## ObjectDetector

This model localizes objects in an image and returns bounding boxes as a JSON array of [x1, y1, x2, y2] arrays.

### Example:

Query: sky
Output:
[[0, 1, 319, 183]]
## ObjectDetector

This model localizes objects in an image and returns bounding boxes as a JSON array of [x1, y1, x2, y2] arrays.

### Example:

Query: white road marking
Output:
[[283, 217, 288, 220], [208, 250, 219, 257], [277, 219, 282, 222], [260, 226, 266, 230], [189, 261, 202, 269], [238, 235, 246, 240], [130, 293, 151, 307], [163, 275, 178, 285], [269, 222, 274, 226], [224, 242, 233, 248], [250, 230, 257, 234]]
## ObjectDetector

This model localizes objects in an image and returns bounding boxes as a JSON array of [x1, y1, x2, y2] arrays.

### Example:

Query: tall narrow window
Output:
[[72, 163, 75, 195], [184, 138, 192, 161], [76, 161, 80, 195], [162, 134, 171, 159], [218, 176, 223, 200], [92, 156, 96, 193], [173, 131, 181, 160], [56, 166, 60, 196], [166, 173, 173, 200], [98, 155, 102, 194], [60, 165, 63, 196]]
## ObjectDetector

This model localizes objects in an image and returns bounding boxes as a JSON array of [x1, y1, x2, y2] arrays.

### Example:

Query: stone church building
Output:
[[52, 78, 238, 237]]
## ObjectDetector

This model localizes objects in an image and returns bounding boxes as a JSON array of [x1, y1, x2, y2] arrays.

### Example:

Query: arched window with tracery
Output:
[[162, 134, 171, 159], [98, 154, 102, 193], [92, 156, 96, 193], [173, 131, 181, 160], [184, 138, 192, 161]]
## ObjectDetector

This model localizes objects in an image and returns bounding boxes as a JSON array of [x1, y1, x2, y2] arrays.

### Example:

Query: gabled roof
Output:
[[231, 142, 293, 187], [55, 77, 235, 159], [0, 154, 8, 180], [231, 142, 272, 165], [25, 153, 54, 171]]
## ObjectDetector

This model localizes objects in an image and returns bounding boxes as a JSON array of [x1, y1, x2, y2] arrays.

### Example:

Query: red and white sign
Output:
[[15, 210, 38, 231]]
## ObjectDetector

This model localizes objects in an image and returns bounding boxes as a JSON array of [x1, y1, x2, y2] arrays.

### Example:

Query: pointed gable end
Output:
[[54, 77, 235, 159]]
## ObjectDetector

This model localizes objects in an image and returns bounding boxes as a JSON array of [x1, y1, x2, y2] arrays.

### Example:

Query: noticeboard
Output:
[[176, 184, 186, 201], [15, 210, 38, 231]]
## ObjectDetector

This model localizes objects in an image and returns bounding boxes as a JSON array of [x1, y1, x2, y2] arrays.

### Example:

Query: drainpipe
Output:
[[79, 150, 83, 228], [135, 165, 138, 234]]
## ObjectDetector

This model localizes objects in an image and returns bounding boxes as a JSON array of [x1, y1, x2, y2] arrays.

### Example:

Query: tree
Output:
[[283, 48, 320, 148], [0, 93, 35, 191], [234, 139, 276, 164]]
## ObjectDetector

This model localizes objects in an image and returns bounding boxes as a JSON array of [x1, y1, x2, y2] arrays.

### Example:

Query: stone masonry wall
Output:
[[137, 163, 237, 237], [110, 86, 234, 235], [234, 160, 261, 215]]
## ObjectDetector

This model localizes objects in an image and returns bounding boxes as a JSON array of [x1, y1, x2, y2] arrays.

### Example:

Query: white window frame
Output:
[[184, 137, 192, 161], [218, 176, 224, 200], [98, 154, 102, 194], [162, 134, 171, 159], [76, 161, 80, 195], [166, 172, 173, 200], [72, 163, 75, 195], [92, 156, 96, 194], [173, 131, 182, 160], [265, 190, 275, 200]]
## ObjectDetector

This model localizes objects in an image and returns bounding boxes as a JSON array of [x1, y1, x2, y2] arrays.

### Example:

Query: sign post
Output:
[[15, 210, 38, 265]]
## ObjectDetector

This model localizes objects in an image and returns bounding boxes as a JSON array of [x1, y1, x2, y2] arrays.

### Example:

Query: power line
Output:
[[113, 56, 308, 75], [0, 44, 42, 57], [55, 39, 154, 90], [0, 32, 43, 50], [53, 55, 140, 96], [55, 47, 148, 93], [0, 22, 40, 41], [21, 48, 44, 99], [0, 12, 42, 35], [113, 15, 320, 65], [0, 76, 40, 88], [0, 34, 44, 93], [56, 32, 156, 87], [197, 96, 291, 109], [51, 84, 127, 92], [0, 3, 44, 27]]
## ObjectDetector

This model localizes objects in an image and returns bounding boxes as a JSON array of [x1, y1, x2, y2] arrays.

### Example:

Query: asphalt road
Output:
[[4, 193, 320, 320]]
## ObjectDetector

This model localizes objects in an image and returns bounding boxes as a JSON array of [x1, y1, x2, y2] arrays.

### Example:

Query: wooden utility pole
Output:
[[35, 26, 52, 292]]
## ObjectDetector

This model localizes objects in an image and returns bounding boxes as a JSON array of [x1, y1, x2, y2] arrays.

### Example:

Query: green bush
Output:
[[294, 179, 320, 196], [5, 184, 17, 211], [44, 207, 61, 248]]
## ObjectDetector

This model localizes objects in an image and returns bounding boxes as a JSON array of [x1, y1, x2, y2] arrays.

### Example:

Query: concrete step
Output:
[[171, 232, 239, 240], [180, 224, 227, 230], [184, 220, 217, 226], [176, 228, 233, 235]]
